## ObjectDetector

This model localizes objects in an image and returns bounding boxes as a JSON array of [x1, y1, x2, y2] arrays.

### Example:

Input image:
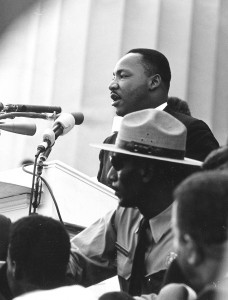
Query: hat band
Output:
[[117, 140, 185, 159]]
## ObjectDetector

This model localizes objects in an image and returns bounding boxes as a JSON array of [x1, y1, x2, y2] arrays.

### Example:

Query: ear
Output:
[[12, 260, 18, 279], [182, 234, 202, 266], [148, 74, 162, 91], [7, 257, 18, 279]]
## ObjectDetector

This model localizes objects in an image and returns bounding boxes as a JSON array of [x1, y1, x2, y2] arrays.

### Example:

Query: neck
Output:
[[151, 92, 168, 108], [137, 186, 173, 219]]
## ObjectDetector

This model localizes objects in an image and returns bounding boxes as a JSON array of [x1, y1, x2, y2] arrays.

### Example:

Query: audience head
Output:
[[173, 171, 228, 292], [6, 214, 70, 297], [0, 214, 11, 261], [167, 97, 191, 116], [109, 48, 171, 116], [203, 145, 228, 171], [19, 159, 34, 167], [93, 109, 201, 218], [99, 291, 135, 300]]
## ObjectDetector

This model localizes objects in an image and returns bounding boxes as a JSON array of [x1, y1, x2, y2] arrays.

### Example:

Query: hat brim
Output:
[[91, 143, 202, 166]]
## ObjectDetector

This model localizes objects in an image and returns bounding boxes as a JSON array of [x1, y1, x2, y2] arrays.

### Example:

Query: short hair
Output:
[[203, 146, 228, 171], [9, 214, 70, 289], [167, 97, 191, 116], [127, 48, 171, 91], [99, 291, 135, 300], [174, 171, 228, 246]]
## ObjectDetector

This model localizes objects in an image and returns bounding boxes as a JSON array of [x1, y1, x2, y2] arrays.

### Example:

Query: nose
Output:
[[108, 79, 119, 91], [107, 166, 118, 186]]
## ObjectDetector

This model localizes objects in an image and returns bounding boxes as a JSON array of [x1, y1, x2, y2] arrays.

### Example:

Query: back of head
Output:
[[203, 145, 228, 171], [8, 214, 70, 291], [167, 97, 191, 116], [0, 214, 11, 261], [99, 291, 135, 300], [127, 48, 171, 91], [174, 171, 228, 246]]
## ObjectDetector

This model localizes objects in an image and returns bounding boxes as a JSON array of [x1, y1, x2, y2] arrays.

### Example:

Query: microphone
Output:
[[53, 112, 84, 138], [0, 103, 62, 114], [0, 122, 36, 136], [37, 112, 84, 153]]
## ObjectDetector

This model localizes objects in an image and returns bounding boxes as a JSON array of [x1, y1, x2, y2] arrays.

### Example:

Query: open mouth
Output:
[[110, 92, 121, 101]]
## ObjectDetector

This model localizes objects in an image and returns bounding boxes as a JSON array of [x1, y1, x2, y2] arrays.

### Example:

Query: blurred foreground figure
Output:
[[203, 145, 228, 171], [0, 215, 11, 261], [0, 215, 71, 300], [99, 291, 134, 300], [157, 171, 228, 300]]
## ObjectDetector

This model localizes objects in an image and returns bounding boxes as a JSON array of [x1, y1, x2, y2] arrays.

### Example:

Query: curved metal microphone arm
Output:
[[0, 112, 58, 121]]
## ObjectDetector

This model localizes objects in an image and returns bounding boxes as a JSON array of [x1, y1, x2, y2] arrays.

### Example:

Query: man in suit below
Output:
[[156, 170, 228, 300], [97, 48, 219, 187]]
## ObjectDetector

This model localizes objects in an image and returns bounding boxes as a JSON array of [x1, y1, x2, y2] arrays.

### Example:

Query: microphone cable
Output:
[[22, 159, 63, 224]]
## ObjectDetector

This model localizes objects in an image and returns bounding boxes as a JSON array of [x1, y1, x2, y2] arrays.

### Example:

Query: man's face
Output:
[[108, 153, 146, 207], [109, 53, 153, 117]]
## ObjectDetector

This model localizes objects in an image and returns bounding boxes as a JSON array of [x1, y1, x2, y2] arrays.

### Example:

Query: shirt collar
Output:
[[148, 204, 172, 243], [155, 102, 167, 111]]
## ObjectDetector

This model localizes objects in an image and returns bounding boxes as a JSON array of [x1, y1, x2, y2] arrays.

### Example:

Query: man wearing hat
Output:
[[68, 109, 201, 297], [97, 48, 219, 186]]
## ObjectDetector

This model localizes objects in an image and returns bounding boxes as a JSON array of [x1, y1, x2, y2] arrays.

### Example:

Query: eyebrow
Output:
[[113, 68, 131, 76]]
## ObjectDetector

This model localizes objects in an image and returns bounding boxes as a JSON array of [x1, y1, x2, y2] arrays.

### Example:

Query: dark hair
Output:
[[127, 48, 171, 91], [9, 215, 70, 289], [0, 214, 11, 260], [99, 291, 135, 300], [203, 146, 228, 171], [167, 97, 191, 116], [174, 171, 228, 245]]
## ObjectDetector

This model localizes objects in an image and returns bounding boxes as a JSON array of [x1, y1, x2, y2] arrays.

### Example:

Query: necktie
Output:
[[128, 217, 150, 296]]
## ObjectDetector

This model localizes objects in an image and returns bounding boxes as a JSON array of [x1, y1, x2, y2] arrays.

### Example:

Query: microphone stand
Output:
[[0, 111, 59, 121], [29, 147, 52, 215], [0, 109, 65, 218]]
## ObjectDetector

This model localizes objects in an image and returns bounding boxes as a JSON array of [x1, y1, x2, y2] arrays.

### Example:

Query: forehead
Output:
[[114, 53, 145, 73]]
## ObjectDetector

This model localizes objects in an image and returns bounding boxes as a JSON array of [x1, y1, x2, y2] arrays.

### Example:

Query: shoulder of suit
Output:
[[166, 109, 207, 127]]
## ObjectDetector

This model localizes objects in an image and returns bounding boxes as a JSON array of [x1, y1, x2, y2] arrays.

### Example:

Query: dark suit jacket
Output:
[[97, 106, 219, 186]]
